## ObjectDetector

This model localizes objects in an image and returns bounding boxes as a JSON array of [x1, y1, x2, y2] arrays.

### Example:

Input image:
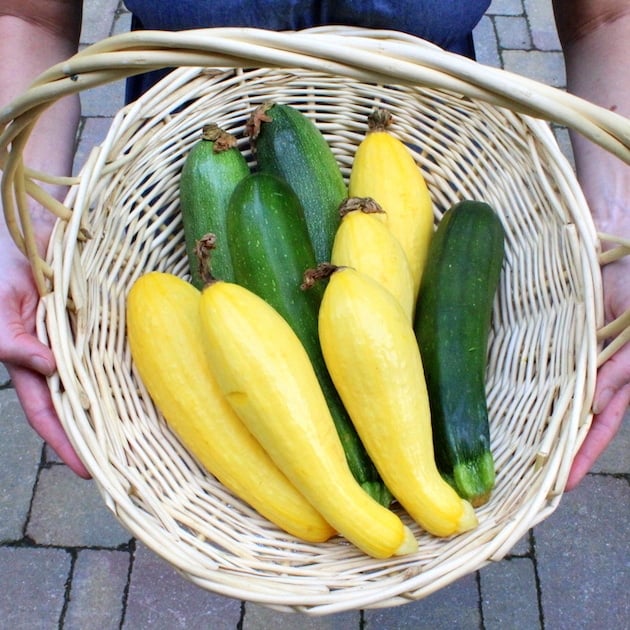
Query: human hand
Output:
[[566, 252, 630, 490], [0, 237, 91, 479]]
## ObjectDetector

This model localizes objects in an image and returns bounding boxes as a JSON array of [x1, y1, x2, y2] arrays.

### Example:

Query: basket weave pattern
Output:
[[2, 28, 629, 614]]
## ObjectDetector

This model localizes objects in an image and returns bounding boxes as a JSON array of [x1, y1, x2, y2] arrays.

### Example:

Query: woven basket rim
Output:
[[1, 28, 627, 613]]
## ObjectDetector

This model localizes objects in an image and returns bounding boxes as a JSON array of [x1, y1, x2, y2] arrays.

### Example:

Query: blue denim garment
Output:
[[123, 0, 490, 100]]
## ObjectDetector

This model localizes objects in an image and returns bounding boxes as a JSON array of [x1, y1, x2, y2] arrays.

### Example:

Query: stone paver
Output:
[[0, 389, 43, 543], [123, 543, 242, 629], [479, 557, 541, 629], [79, 0, 122, 43], [363, 575, 481, 629], [488, 0, 524, 16], [243, 604, 359, 629], [27, 465, 131, 548], [473, 16, 501, 68], [591, 407, 630, 474], [495, 16, 532, 49], [1, 1, 628, 628], [0, 362, 9, 386], [501, 49, 566, 87], [79, 82, 127, 119], [523, 0, 562, 50], [534, 475, 630, 629], [0, 546, 71, 629], [64, 549, 129, 630]]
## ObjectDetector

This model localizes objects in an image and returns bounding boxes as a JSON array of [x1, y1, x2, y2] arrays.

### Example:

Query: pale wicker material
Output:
[[1, 28, 629, 614]]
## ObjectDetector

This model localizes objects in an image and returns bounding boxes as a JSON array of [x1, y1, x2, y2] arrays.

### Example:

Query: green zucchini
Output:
[[413, 200, 505, 507], [226, 171, 392, 507], [179, 124, 249, 288], [248, 102, 347, 263]]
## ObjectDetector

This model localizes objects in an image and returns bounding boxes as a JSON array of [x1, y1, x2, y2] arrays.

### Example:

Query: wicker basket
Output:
[[2, 27, 629, 614]]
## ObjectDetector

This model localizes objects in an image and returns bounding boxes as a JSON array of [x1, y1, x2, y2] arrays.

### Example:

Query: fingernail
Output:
[[593, 387, 613, 415], [32, 355, 55, 376]]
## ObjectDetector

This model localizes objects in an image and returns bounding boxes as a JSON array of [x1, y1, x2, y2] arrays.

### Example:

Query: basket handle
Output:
[[1, 28, 629, 362]]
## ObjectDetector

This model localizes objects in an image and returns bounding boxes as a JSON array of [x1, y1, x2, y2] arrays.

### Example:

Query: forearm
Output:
[[553, 1, 630, 237], [0, 4, 82, 249]]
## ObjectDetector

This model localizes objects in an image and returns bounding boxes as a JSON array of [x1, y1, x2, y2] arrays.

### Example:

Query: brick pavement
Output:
[[1, 1, 628, 628]]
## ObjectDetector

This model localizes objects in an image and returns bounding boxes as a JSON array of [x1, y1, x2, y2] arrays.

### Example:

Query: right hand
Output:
[[0, 237, 91, 478], [566, 249, 630, 490]]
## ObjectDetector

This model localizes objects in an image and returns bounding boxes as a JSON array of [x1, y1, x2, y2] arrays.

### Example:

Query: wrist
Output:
[[1, 204, 55, 261], [573, 158, 630, 246]]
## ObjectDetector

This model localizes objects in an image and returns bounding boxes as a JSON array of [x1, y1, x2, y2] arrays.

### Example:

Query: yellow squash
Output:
[[198, 278, 418, 559], [348, 108, 434, 298], [126, 271, 335, 543], [331, 197, 415, 321], [318, 266, 478, 537]]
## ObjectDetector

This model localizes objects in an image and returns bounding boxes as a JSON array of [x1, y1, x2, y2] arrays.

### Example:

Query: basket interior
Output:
[[45, 65, 598, 612]]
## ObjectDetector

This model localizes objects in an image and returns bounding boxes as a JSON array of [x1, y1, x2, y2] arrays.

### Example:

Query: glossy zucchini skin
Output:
[[179, 124, 249, 287], [248, 102, 347, 263], [413, 200, 505, 506], [226, 172, 391, 507]]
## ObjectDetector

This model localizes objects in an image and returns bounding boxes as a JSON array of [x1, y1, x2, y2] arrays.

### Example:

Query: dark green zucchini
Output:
[[413, 200, 505, 506], [179, 124, 249, 287], [247, 102, 347, 263], [226, 171, 391, 507]]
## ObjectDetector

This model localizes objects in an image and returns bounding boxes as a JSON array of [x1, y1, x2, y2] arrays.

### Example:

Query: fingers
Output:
[[0, 285, 56, 376], [593, 339, 630, 414], [568, 321, 630, 490], [565, 382, 630, 491], [0, 330, 56, 376], [0, 269, 89, 477], [8, 363, 91, 479]]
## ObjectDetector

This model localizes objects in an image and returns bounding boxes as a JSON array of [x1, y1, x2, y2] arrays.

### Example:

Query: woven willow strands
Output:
[[1, 28, 629, 613], [1, 27, 629, 292]]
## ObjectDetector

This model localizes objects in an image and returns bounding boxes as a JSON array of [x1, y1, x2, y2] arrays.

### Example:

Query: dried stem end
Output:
[[200, 124, 237, 153], [367, 107, 394, 132], [245, 102, 274, 144], [339, 196, 385, 219], [301, 262, 340, 291], [195, 233, 219, 287]]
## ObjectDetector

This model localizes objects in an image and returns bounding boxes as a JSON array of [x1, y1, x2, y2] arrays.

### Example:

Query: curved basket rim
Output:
[[30, 58, 605, 613]]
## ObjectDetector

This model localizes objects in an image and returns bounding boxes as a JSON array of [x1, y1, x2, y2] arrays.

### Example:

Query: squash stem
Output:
[[338, 196, 385, 218], [194, 233, 220, 287], [245, 102, 274, 142], [367, 107, 394, 132], [200, 124, 238, 153], [300, 262, 340, 290]]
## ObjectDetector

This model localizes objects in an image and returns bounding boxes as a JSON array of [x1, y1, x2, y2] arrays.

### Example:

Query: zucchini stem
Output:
[[195, 233, 220, 287], [245, 102, 274, 143], [200, 124, 238, 152]]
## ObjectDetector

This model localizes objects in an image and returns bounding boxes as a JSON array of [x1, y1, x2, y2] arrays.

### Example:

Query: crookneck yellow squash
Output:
[[348, 108, 434, 298], [226, 174, 391, 507], [318, 265, 478, 537], [197, 272, 417, 559], [126, 271, 335, 543], [331, 196, 415, 321]]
